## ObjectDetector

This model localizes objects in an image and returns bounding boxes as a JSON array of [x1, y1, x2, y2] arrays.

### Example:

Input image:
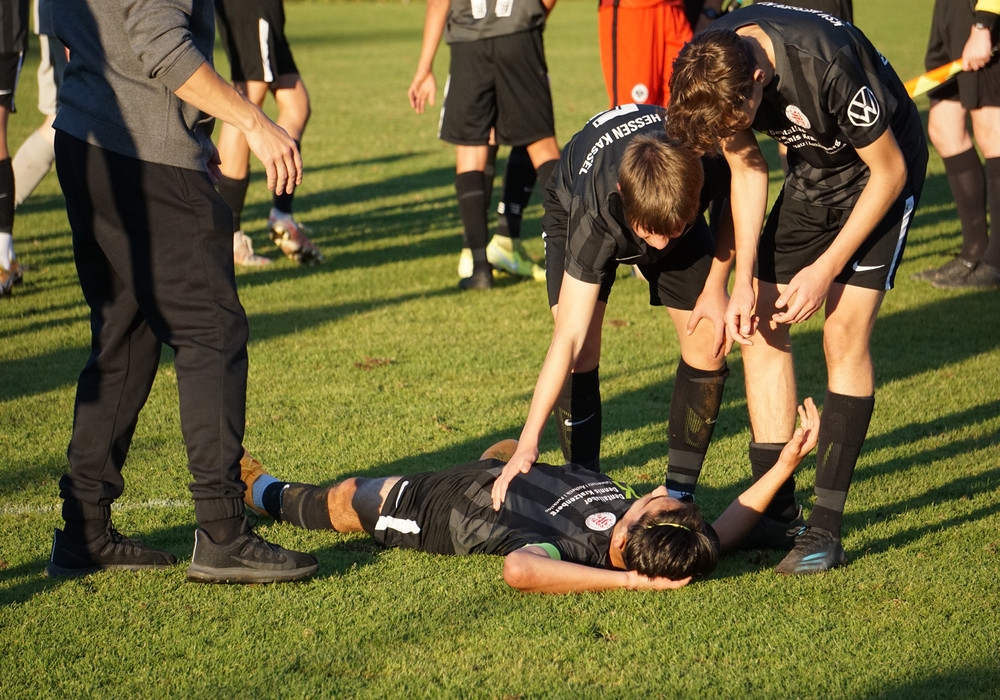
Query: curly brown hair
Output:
[[666, 29, 758, 155]]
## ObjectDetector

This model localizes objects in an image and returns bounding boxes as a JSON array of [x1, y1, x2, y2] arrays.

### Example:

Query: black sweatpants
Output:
[[55, 133, 248, 528]]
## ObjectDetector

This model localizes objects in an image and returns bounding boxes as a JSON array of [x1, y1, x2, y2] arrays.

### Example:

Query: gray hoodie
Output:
[[53, 0, 216, 171]]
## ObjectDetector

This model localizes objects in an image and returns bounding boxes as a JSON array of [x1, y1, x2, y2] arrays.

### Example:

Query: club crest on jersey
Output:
[[585, 512, 617, 531], [848, 86, 880, 127], [631, 83, 649, 104], [785, 105, 811, 129]]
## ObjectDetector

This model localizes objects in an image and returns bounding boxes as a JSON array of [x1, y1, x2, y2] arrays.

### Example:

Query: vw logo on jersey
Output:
[[585, 512, 617, 531], [785, 105, 811, 129], [848, 86, 880, 127], [631, 83, 650, 104]]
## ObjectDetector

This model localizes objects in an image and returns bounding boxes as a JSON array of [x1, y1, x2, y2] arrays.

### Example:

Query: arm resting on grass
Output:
[[502, 546, 691, 594]]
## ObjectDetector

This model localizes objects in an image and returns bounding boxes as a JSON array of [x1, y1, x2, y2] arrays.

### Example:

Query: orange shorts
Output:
[[598, 0, 692, 108]]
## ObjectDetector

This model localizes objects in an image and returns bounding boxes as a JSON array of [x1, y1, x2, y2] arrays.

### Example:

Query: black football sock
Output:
[[272, 140, 300, 215], [556, 368, 602, 471], [664, 359, 728, 499], [495, 146, 537, 239], [942, 149, 987, 262], [806, 391, 874, 537], [484, 143, 499, 214], [750, 442, 798, 522], [262, 481, 333, 530], [456, 170, 489, 272], [0, 158, 13, 234], [982, 157, 1000, 268], [217, 174, 250, 232]]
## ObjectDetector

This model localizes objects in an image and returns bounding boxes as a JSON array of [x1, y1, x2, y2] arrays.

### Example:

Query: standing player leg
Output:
[[487, 145, 546, 280], [456, 144, 495, 290], [952, 104, 1000, 288], [267, 72, 323, 266], [775, 283, 882, 575]]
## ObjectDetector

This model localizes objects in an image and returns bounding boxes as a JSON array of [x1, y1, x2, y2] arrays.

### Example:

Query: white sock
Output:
[[0, 232, 13, 269], [12, 127, 56, 207]]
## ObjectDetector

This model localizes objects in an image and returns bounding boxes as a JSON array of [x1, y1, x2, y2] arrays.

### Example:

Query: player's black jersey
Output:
[[456, 462, 639, 567], [715, 3, 925, 208], [548, 103, 728, 285], [0, 0, 29, 54], [445, 0, 547, 44]]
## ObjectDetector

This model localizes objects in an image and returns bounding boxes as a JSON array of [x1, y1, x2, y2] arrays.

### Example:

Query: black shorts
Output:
[[215, 0, 298, 83], [439, 29, 556, 147], [542, 188, 715, 310], [925, 0, 1000, 109], [758, 184, 922, 291], [0, 52, 24, 111], [369, 461, 502, 555]]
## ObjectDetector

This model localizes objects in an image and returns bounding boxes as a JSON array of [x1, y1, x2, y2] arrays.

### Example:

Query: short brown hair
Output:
[[666, 29, 757, 155], [618, 135, 704, 238]]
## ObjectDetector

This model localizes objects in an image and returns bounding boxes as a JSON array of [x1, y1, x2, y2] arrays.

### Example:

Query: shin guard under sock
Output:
[[556, 368, 602, 471], [749, 442, 798, 522], [665, 359, 729, 499], [806, 392, 874, 536], [456, 170, 489, 270], [262, 481, 334, 530], [942, 149, 987, 262]]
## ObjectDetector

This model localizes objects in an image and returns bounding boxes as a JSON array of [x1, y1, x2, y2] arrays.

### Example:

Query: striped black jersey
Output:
[[546, 103, 728, 284], [715, 3, 925, 208]]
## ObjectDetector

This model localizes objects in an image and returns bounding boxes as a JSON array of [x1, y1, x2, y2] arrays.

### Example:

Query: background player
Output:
[[489, 104, 736, 516], [215, 0, 323, 267], [408, 0, 561, 290], [240, 400, 820, 593], [912, 0, 1000, 289], [667, 3, 928, 574], [0, 0, 28, 296]]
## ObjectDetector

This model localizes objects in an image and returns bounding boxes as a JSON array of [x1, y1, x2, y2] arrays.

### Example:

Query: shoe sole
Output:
[[775, 550, 847, 576], [46, 561, 175, 577], [186, 562, 318, 584]]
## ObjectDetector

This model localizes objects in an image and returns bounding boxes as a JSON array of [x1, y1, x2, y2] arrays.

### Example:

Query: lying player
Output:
[[240, 399, 819, 594]]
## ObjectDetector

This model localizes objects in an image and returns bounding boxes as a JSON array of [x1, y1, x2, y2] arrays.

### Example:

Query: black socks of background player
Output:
[[456, 171, 490, 273], [259, 481, 333, 530], [556, 368, 602, 471], [495, 147, 538, 239], [942, 149, 987, 262], [664, 359, 729, 501]]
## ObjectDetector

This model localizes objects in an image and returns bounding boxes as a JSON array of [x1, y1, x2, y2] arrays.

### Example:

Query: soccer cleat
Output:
[[239, 448, 270, 516], [486, 237, 544, 280], [738, 507, 805, 551], [46, 525, 178, 577], [458, 268, 494, 291], [940, 261, 1000, 289], [186, 519, 318, 584], [233, 231, 272, 267], [268, 212, 324, 266], [912, 257, 975, 285], [457, 248, 474, 278], [0, 258, 22, 297], [775, 525, 847, 575]]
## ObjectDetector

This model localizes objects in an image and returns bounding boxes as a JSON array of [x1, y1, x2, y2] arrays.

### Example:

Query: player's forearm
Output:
[[706, 205, 736, 291], [415, 0, 449, 73], [173, 62, 267, 135], [503, 550, 636, 593], [723, 138, 768, 286], [711, 454, 799, 552], [519, 337, 579, 448]]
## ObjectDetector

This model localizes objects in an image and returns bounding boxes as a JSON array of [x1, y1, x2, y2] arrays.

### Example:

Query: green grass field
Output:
[[1, 1, 998, 697]]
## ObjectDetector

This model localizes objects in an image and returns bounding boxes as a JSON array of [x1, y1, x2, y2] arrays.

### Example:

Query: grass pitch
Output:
[[1, 1, 998, 697]]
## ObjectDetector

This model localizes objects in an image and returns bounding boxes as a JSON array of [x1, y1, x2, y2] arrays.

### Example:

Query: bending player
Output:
[[241, 400, 819, 593], [490, 104, 736, 518], [667, 3, 927, 574]]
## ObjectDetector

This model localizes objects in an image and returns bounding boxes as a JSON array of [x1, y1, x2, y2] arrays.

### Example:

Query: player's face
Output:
[[633, 220, 694, 249]]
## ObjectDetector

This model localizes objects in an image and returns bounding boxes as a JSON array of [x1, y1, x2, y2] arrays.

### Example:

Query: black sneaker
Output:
[[911, 257, 976, 284], [738, 507, 805, 551], [458, 268, 494, 291], [775, 526, 847, 575], [46, 525, 177, 577], [186, 521, 318, 584]]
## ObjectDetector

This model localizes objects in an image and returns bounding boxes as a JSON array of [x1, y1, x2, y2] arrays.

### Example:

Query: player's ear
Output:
[[611, 526, 628, 555]]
